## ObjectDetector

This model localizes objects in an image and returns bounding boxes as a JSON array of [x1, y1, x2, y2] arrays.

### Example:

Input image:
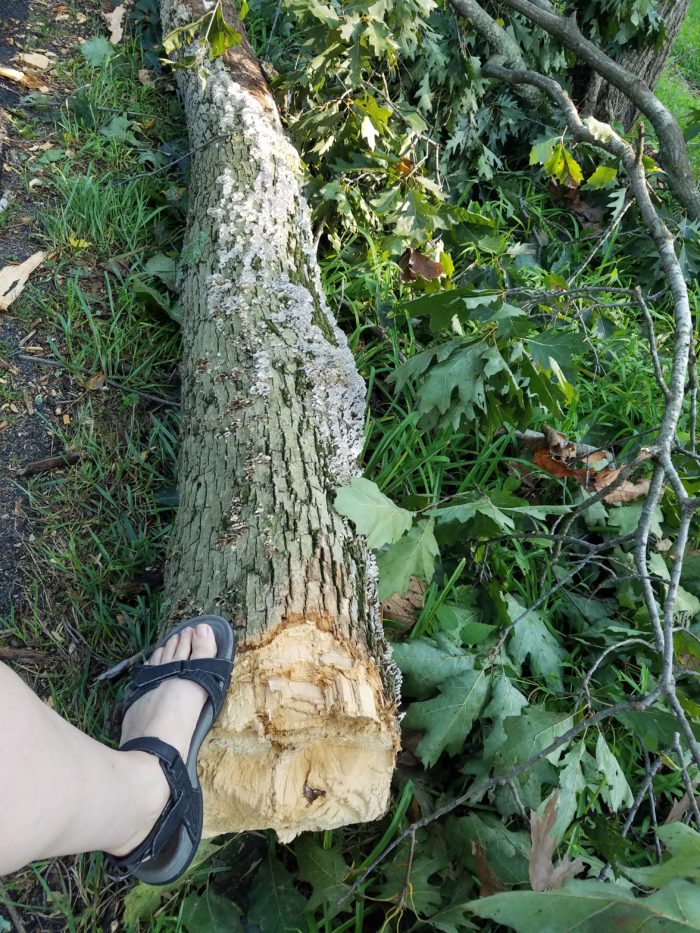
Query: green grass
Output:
[[656, 0, 700, 173], [2, 6, 699, 933]]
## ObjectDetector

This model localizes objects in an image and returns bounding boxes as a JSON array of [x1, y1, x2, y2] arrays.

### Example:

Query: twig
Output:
[[568, 199, 633, 286], [396, 828, 417, 910], [15, 355, 179, 408], [93, 646, 153, 683], [644, 748, 663, 863], [577, 638, 653, 710], [673, 733, 700, 830], [634, 287, 670, 401], [598, 748, 665, 881], [17, 452, 81, 477], [0, 880, 28, 933], [337, 688, 663, 905]]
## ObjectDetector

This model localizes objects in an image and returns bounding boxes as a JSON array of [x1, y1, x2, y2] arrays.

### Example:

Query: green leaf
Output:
[[529, 136, 558, 166], [132, 280, 181, 324], [616, 707, 700, 753], [595, 733, 633, 811], [506, 594, 565, 691], [432, 494, 514, 533], [608, 502, 663, 537], [467, 878, 700, 932], [247, 851, 307, 932], [552, 742, 588, 840], [123, 884, 164, 931], [80, 36, 113, 67], [377, 518, 439, 600], [379, 847, 450, 916], [294, 837, 349, 914], [207, 4, 242, 57], [416, 343, 486, 427], [543, 143, 583, 188], [181, 891, 243, 932], [392, 634, 475, 699], [444, 813, 530, 886], [622, 823, 700, 887], [145, 254, 178, 292], [402, 669, 491, 767], [584, 165, 618, 190], [122, 840, 222, 930], [527, 329, 583, 381], [99, 114, 138, 145], [334, 477, 414, 549], [483, 673, 529, 757]]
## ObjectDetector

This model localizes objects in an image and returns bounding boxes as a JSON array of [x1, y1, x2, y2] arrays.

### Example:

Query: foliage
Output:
[[4, 0, 700, 931]]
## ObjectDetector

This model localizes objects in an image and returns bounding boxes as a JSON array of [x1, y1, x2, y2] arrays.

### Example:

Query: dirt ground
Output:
[[0, 2, 82, 616]]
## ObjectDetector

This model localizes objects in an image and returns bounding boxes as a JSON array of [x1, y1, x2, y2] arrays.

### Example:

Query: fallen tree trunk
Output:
[[159, 0, 400, 841]]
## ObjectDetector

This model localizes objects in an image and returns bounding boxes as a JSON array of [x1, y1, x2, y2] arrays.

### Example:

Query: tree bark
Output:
[[585, 0, 691, 131], [159, 0, 400, 842]]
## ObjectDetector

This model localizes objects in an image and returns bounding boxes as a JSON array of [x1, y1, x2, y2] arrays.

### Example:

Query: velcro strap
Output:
[[125, 658, 231, 718], [120, 737, 201, 844], [105, 737, 202, 877]]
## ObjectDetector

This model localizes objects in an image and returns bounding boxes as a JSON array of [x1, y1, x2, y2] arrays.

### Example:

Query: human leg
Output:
[[0, 623, 217, 875]]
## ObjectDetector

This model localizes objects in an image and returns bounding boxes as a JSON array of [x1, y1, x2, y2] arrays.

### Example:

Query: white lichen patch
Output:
[[176, 53, 366, 481]]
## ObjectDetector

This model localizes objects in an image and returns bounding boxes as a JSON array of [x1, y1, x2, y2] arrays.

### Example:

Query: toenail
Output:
[[196, 623, 211, 637]]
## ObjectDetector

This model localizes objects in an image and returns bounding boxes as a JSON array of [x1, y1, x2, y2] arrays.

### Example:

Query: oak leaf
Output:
[[398, 248, 443, 283], [528, 793, 585, 892]]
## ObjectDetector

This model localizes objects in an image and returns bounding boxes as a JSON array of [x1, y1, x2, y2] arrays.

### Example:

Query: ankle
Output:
[[103, 750, 169, 857]]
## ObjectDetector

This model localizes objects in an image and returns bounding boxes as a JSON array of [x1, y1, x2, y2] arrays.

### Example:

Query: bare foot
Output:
[[106, 623, 217, 857]]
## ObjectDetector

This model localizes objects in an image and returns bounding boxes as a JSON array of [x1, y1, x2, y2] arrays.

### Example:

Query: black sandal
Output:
[[103, 615, 235, 885]]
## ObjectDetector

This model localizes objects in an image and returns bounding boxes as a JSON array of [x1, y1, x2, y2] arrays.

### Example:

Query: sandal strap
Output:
[[104, 737, 202, 879], [124, 658, 231, 719]]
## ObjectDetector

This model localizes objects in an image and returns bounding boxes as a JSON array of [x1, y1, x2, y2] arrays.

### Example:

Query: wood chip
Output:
[[23, 388, 35, 415], [103, 5, 126, 43], [0, 66, 49, 93], [18, 52, 52, 70], [0, 252, 46, 311]]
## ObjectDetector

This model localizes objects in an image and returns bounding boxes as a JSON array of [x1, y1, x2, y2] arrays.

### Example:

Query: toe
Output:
[[191, 623, 217, 659], [174, 625, 193, 660], [149, 646, 164, 666], [161, 633, 180, 663]]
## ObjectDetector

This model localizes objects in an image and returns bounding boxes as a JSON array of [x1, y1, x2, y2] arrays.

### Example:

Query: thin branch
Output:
[[488, 0, 700, 218], [644, 748, 663, 863], [0, 881, 28, 933], [598, 748, 665, 881], [338, 688, 663, 906], [16, 354, 179, 408], [673, 733, 700, 830], [635, 286, 670, 401]]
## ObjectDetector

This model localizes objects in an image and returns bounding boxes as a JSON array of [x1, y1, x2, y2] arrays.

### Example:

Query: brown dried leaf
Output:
[[103, 4, 126, 44], [398, 248, 443, 283], [381, 576, 425, 633], [0, 252, 46, 311], [528, 793, 585, 892], [472, 842, 504, 897], [665, 790, 700, 824], [86, 372, 106, 391], [137, 68, 152, 85], [542, 426, 577, 462], [602, 479, 651, 504]]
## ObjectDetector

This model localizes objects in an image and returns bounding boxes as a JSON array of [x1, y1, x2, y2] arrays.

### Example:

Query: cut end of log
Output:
[[198, 618, 400, 842]]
